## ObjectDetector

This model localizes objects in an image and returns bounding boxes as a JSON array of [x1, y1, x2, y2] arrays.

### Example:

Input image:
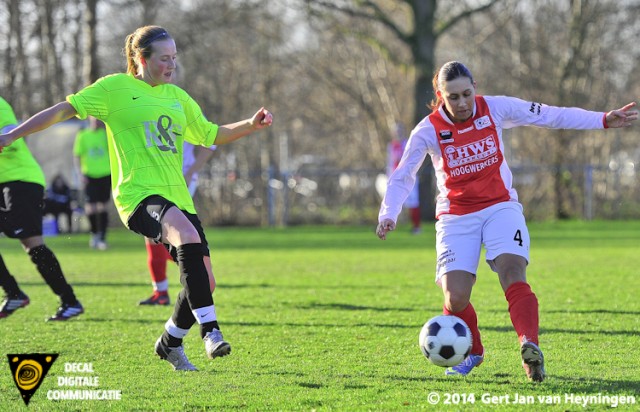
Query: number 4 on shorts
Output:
[[513, 230, 523, 246]]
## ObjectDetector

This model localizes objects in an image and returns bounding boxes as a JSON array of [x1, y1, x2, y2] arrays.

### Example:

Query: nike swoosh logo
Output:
[[132, 96, 141, 100], [14, 228, 23, 234]]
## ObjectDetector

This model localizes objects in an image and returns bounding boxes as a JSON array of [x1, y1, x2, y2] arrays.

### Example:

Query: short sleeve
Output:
[[67, 78, 110, 121], [182, 96, 218, 147]]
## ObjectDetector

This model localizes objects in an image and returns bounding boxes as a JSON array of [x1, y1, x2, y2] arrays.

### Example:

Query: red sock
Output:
[[409, 207, 421, 228], [146, 242, 171, 284], [505, 282, 539, 345], [444, 302, 483, 356]]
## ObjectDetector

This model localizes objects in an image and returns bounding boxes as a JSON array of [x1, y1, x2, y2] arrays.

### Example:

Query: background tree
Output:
[[83, 0, 99, 84], [302, 0, 501, 218], [3, 0, 30, 117], [1, 0, 639, 224], [442, 0, 640, 219]]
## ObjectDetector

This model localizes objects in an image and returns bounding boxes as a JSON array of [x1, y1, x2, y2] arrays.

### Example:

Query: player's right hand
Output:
[[0, 133, 15, 152], [376, 219, 395, 240]]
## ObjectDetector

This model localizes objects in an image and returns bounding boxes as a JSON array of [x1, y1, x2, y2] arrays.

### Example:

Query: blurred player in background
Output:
[[74, 116, 111, 250], [0, 97, 84, 321], [0, 25, 273, 371], [376, 61, 638, 382], [43, 174, 73, 233], [139, 141, 216, 306], [387, 123, 421, 234]]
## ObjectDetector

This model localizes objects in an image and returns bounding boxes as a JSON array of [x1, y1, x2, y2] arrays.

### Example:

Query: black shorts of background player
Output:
[[0, 181, 84, 321]]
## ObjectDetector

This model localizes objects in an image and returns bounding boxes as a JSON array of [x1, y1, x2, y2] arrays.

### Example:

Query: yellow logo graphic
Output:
[[7, 354, 58, 405]]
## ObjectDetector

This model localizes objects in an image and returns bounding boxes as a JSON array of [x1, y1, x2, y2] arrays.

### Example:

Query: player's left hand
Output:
[[252, 107, 273, 129], [605, 102, 639, 128]]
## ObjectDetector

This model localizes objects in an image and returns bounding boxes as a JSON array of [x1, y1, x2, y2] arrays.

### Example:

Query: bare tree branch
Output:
[[304, 0, 411, 43], [435, 0, 501, 36]]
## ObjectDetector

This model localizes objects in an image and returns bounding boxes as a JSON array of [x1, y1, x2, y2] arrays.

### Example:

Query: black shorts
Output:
[[127, 195, 209, 261], [0, 181, 44, 239], [85, 175, 111, 203]]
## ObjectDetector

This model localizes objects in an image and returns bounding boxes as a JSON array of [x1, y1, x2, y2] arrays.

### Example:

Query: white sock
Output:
[[192, 305, 217, 324], [164, 318, 189, 340], [153, 279, 169, 293]]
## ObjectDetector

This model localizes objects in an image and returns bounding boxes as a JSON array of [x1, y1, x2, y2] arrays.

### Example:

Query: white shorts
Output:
[[434, 201, 530, 284]]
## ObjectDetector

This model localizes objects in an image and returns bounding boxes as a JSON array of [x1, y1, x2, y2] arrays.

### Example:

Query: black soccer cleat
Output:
[[0, 292, 30, 319], [47, 302, 84, 321]]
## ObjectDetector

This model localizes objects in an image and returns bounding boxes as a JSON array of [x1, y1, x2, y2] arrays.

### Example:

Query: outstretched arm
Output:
[[214, 107, 273, 145], [0, 101, 77, 149], [605, 102, 639, 128]]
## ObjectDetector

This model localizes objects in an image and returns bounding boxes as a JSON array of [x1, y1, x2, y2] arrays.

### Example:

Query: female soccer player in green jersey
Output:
[[0, 25, 273, 371], [0, 97, 84, 322]]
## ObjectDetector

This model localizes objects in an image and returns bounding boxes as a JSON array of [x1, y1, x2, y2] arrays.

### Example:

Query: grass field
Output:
[[0, 221, 639, 411]]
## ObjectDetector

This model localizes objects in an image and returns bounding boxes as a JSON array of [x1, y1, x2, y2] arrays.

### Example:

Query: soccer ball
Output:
[[419, 315, 472, 367]]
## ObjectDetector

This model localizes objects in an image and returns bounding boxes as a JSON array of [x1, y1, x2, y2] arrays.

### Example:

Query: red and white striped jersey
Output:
[[379, 95, 607, 221]]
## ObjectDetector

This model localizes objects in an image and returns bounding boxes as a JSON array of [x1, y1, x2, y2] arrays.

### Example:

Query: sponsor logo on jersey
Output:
[[444, 135, 497, 167], [529, 102, 542, 115], [474, 115, 492, 130], [458, 125, 474, 134], [439, 130, 454, 143], [142, 115, 180, 154]]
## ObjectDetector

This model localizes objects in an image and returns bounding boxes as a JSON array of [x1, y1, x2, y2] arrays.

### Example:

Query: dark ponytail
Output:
[[429, 61, 474, 112]]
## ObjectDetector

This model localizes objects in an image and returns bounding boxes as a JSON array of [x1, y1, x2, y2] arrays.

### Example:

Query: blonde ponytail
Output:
[[121, 26, 172, 76]]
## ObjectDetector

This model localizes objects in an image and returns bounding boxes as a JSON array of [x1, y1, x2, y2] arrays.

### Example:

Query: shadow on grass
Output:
[[225, 321, 420, 329], [20, 281, 149, 287], [549, 375, 640, 393], [299, 382, 323, 389], [295, 303, 417, 312], [479, 325, 638, 337], [544, 309, 640, 316], [383, 373, 640, 394], [19, 281, 391, 290]]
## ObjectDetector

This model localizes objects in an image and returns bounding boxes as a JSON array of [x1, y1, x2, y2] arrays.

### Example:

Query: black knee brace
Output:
[[176, 243, 213, 309]]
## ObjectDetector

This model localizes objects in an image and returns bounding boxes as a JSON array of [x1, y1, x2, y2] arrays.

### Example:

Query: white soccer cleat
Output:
[[203, 329, 231, 359], [155, 337, 197, 371]]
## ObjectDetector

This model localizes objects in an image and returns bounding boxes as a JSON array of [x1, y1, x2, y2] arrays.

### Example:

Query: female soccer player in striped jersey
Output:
[[376, 61, 638, 382], [0, 25, 273, 371]]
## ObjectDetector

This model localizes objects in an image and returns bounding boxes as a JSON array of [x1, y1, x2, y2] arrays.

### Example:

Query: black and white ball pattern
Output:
[[419, 315, 472, 367]]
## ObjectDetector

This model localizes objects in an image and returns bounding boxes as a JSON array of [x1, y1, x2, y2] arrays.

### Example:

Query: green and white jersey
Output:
[[66, 73, 219, 225], [73, 127, 111, 178], [0, 97, 45, 186]]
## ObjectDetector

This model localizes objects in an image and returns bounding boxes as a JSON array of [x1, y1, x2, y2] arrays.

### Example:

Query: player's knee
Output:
[[494, 254, 527, 277], [27, 245, 57, 270], [444, 292, 470, 313], [173, 226, 200, 246]]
